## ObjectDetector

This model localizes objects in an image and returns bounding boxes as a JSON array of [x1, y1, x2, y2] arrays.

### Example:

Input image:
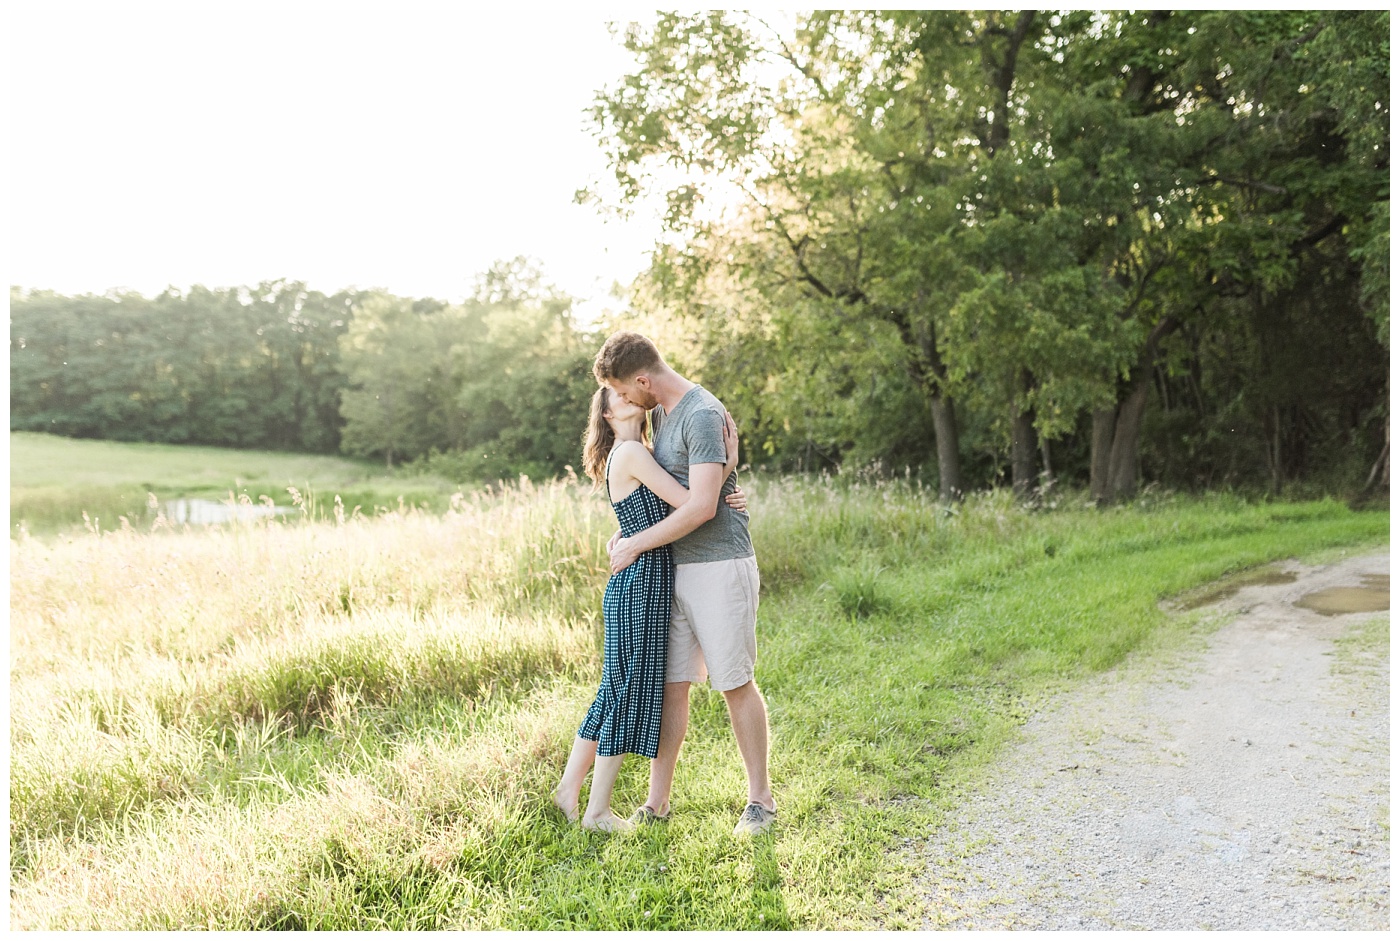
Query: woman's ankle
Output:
[[554, 781, 581, 809]]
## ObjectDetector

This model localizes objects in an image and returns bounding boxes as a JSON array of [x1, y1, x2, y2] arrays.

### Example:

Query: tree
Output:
[[449, 262, 598, 480], [338, 292, 459, 468], [590, 9, 1388, 500], [335, 260, 598, 481], [10, 283, 356, 452]]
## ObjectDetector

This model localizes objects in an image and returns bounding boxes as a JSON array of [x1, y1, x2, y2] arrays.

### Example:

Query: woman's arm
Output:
[[720, 410, 739, 480], [612, 441, 692, 509], [613, 412, 741, 511]]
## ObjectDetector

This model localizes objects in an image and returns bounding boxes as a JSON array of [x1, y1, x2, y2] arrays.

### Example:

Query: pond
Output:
[[162, 498, 294, 526]]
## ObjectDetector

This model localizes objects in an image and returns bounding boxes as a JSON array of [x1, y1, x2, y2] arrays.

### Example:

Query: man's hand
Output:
[[609, 535, 642, 574], [606, 463, 723, 570], [606, 529, 621, 553]]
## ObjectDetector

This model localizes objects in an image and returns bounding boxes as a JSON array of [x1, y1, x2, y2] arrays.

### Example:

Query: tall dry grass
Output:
[[10, 480, 610, 875], [9, 471, 1389, 929]]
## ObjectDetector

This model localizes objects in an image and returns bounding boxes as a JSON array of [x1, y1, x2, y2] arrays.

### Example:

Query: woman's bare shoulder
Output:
[[609, 439, 648, 469]]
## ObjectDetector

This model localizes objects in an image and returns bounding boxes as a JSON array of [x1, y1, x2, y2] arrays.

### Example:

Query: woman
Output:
[[554, 385, 744, 831]]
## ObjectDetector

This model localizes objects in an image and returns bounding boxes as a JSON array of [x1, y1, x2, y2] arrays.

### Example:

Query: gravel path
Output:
[[917, 551, 1390, 931]]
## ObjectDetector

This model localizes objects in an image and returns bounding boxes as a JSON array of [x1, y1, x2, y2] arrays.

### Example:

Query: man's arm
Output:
[[608, 462, 725, 573]]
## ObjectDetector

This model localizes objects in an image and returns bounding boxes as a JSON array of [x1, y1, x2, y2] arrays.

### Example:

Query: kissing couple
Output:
[[554, 331, 777, 836]]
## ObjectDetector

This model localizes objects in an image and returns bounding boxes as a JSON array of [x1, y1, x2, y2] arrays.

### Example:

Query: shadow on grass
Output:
[[751, 833, 792, 928]]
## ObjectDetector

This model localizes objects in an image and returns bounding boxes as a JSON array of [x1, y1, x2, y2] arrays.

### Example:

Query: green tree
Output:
[[590, 9, 1388, 500], [448, 261, 598, 480], [338, 292, 459, 468], [335, 260, 597, 481], [11, 283, 356, 452]]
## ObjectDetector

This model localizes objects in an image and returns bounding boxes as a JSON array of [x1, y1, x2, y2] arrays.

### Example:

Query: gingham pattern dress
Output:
[[576, 451, 674, 758]]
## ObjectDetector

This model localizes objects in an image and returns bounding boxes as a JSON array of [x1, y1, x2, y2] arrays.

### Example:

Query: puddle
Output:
[[162, 498, 293, 525], [1295, 574, 1390, 616], [1183, 567, 1298, 609]]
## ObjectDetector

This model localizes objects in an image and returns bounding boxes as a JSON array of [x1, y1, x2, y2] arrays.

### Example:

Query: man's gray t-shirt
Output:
[[651, 385, 754, 565]]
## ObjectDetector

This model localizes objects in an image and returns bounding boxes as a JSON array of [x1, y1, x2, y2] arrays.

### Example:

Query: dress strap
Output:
[[603, 446, 616, 503]]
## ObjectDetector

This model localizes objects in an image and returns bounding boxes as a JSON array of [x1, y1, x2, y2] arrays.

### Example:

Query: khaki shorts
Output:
[[667, 555, 760, 691]]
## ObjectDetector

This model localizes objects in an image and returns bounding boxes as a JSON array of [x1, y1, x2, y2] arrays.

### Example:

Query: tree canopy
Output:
[[588, 9, 1388, 500]]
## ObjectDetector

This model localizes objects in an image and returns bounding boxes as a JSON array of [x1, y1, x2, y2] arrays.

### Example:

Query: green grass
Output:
[[7, 452, 1389, 929], [9, 432, 466, 535], [1332, 614, 1390, 676]]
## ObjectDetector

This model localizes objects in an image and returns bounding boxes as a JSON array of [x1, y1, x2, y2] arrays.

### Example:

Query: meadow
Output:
[[7, 437, 1389, 929], [9, 431, 462, 537]]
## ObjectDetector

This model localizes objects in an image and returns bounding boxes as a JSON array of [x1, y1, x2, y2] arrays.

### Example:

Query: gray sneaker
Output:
[[733, 802, 777, 836]]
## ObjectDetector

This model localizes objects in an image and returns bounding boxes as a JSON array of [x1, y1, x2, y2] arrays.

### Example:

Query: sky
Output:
[[9, 2, 698, 323]]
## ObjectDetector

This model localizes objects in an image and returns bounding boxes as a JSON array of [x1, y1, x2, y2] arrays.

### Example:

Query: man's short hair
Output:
[[594, 331, 664, 383]]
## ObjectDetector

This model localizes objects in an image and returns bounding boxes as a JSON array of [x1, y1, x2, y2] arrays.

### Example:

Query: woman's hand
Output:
[[723, 410, 740, 477], [721, 412, 748, 513], [724, 484, 749, 512]]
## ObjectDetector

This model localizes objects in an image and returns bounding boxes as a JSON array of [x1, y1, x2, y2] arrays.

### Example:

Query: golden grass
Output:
[[9, 470, 1389, 929], [9, 481, 610, 887]]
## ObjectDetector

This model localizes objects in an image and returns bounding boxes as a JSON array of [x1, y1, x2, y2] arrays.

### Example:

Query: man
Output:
[[594, 330, 777, 836]]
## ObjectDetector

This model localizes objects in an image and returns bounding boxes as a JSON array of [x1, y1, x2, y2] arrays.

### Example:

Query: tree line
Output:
[[9, 11, 1389, 501], [9, 260, 597, 482]]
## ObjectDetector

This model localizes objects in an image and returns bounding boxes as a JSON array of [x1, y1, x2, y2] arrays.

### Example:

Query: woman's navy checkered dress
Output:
[[576, 453, 674, 758]]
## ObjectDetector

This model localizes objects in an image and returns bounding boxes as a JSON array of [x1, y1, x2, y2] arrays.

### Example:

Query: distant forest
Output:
[[10, 11, 1389, 501], [10, 260, 598, 485]]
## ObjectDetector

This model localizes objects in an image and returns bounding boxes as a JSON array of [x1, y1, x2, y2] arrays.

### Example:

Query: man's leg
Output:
[[682, 556, 773, 827], [720, 680, 774, 810], [643, 680, 691, 815]]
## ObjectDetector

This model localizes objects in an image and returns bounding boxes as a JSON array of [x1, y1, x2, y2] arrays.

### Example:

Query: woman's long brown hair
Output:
[[582, 387, 613, 485]]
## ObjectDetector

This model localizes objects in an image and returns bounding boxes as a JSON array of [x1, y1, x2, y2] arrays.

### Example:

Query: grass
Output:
[[1332, 615, 1390, 677], [9, 431, 466, 536], [7, 449, 1389, 929]]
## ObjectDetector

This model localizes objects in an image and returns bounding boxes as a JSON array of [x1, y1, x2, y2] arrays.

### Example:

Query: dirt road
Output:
[[917, 551, 1390, 930]]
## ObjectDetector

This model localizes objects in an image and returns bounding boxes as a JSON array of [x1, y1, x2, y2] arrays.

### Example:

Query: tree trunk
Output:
[[887, 306, 965, 502], [1360, 420, 1389, 497], [980, 12, 1037, 157], [1269, 405, 1283, 496], [1094, 316, 1181, 505], [1039, 435, 1054, 491], [1090, 406, 1116, 504], [930, 393, 963, 502], [1107, 371, 1153, 501], [1011, 371, 1037, 497]]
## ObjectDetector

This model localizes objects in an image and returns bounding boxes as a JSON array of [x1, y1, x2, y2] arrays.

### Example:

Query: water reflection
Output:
[[162, 498, 293, 525], [1295, 574, 1390, 616], [1183, 567, 1298, 609]]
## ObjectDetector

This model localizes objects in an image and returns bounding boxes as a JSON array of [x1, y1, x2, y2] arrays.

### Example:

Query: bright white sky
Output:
[[8, 1, 705, 323]]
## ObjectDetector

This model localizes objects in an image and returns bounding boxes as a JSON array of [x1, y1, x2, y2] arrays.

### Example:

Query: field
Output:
[[9, 431, 462, 537], [8, 437, 1389, 929]]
